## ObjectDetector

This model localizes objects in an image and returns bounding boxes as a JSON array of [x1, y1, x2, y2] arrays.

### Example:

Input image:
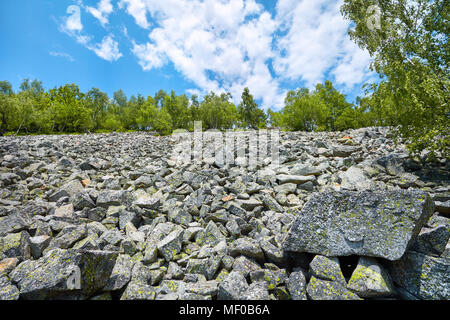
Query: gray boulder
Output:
[[283, 190, 434, 260], [287, 271, 307, 300], [306, 276, 361, 300], [10, 249, 118, 299], [388, 250, 450, 300], [217, 271, 249, 300], [0, 275, 19, 300], [347, 257, 395, 298]]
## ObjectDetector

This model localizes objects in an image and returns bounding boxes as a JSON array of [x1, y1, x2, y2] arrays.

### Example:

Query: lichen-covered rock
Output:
[[157, 230, 183, 261], [388, 250, 450, 300], [29, 235, 51, 259], [283, 190, 434, 260], [96, 190, 131, 208], [243, 281, 270, 300], [410, 225, 450, 257], [229, 237, 264, 261], [49, 180, 84, 202], [309, 255, 346, 284], [287, 271, 307, 300], [306, 276, 361, 300], [120, 280, 156, 300], [347, 257, 395, 298], [0, 231, 31, 260], [0, 275, 20, 300], [10, 249, 118, 299], [0, 212, 32, 237], [217, 271, 249, 300], [104, 254, 134, 291], [195, 221, 225, 247]]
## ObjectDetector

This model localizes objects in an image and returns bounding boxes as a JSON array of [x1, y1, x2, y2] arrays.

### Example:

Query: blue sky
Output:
[[0, 0, 375, 110]]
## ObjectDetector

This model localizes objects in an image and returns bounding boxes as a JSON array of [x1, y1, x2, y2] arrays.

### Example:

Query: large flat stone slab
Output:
[[283, 190, 434, 260]]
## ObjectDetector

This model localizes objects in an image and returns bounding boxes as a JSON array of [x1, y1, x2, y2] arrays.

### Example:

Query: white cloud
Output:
[[59, 0, 374, 109], [132, 41, 165, 70], [93, 35, 123, 62], [118, 0, 150, 29], [49, 51, 75, 62], [273, 0, 373, 89], [86, 0, 114, 27], [59, 5, 122, 62]]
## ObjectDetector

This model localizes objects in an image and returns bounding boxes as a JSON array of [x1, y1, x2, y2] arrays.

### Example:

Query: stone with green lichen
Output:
[[283, 190, 435, 260], [120, 280, 156, 300], [104, 254, 134, 291], [0, 231, 31, 260], [229, 237, 264, 261], [217, 271, 249, 300], [185, 280, 219, 297], [195, 221, 225, 247], [142, 243, 158, 264], [232, 255, 261, 277], [287, 271, 307, 300], [410, 225, 450, 257], [243, 281, 270, 300], [0, 275, 19, 300], [44, 225, 87, 254], [306, 276, 362, 300], [309, 255, 346, 284], [347, 257, 395, 298], [388, 250, 450, 300], [9, 248, 118, 299], [168, 208, 192, 227], [157, 229, 183, 261], [73, 234, 99, 251]]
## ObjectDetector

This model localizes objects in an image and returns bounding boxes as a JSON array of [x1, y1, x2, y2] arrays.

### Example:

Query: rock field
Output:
[[0, 127, 449, 300]]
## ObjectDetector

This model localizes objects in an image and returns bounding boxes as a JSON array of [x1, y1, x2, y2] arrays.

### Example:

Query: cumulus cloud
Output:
[[118, 0, 150, 29], [86, 0, 114, 27], [93, 35, 123, 62], [59, 6, 122, 62], [59, 0, 374, 109], [273, 0, 373, 89]]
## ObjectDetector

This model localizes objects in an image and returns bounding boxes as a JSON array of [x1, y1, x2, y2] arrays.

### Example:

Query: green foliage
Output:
[[237, 87, 267, 129], [196, 92, 238, 130], [341, 0, 449, 158]]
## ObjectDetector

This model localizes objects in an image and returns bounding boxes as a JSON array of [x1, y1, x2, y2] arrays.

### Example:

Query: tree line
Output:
[[0, 78, 386, 135]]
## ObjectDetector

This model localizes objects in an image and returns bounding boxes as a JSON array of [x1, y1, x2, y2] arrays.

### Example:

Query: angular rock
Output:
[[49, 180, 84, 202], [10, 249, 118, 299], [283, 190, 435, 260], [29, 235, 51, 259], [229, 237, 264, 261], [97, 190, 131, 208], [157, 230, 183, 261], [104, 254, 135, 291], [276, 174, 315, 185], [0, 211, 32, 237], [0, 275, 20, 300], [121, 280, 157, 300], [287, 271, 307, 300], [217, 271, 249, 300], [410, 225, 450, 257], [347, 257, 395, 298], [306, 276, 361, 300], [388, 250, 450, 300], [0, 231, 31, 260], [309, 255, 346, 284]]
